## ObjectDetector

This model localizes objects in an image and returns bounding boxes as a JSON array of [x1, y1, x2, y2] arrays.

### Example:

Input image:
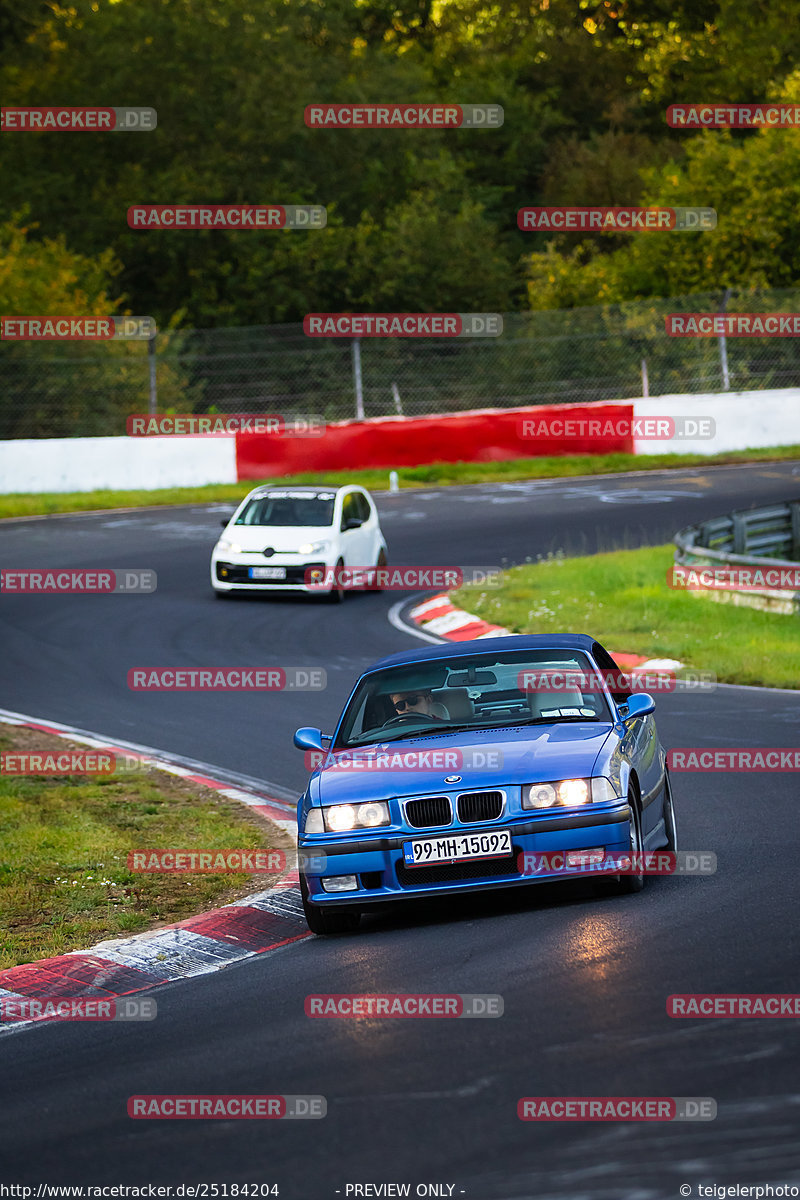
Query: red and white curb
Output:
[[407, 593, 684, 675], [0, 709, 311, 1032]]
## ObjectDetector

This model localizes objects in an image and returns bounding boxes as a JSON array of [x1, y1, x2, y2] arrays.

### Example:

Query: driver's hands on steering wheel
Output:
[[380, 712, 441, 728]]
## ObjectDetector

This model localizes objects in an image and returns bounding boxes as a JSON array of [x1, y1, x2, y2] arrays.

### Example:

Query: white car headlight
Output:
[[216, 539, 242, 554], [321, 801, 390, 832], [522, 778, 592, 809], [297, 540, 330, 555], [522, 778, 621, 809]]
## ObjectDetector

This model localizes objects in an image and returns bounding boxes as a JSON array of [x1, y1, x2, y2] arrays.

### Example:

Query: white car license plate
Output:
[[403, 829, 513, 866], [249, 567, 286, 580]]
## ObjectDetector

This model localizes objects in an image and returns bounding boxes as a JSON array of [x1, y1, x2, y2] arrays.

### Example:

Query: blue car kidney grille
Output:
[[457, 791, 503, 823], [405, 796, 451, 828]]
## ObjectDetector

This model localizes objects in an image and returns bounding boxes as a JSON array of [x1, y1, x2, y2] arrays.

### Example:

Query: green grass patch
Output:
[[452, 544, 800, 691], [0, 726, 293, 968], [2, 444, 800, 519]]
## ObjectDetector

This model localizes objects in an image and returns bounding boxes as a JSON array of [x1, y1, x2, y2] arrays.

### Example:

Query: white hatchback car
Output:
[[211, 484, 388, 601]]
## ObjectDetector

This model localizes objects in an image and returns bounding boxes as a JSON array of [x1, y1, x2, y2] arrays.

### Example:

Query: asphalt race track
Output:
[[2, 462, 800, 1198]]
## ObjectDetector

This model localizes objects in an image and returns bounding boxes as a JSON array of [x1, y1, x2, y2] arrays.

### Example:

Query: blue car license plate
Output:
[[403, 830, 512, 866]]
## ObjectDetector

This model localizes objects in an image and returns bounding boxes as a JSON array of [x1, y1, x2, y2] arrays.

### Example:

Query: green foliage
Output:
[[1, 0, 799, 320], [0, 217, 192, 436]]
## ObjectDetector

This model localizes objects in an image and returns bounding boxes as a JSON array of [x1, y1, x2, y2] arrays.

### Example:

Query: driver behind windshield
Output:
[[388, 689, 445, 720]]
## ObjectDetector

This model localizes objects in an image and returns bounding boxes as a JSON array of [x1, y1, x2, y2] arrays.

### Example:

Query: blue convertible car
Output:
[[294, 634, 677, 934]]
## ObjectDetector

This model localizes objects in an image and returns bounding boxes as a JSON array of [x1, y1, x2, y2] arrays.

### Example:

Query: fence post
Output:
[[148, 333, 157, 415], [641, 358, 649, 398], [718, 286, 732, 391], [790, 501, 800, 560], [352, 338, 365, 420], [391, 382, 404, 416]]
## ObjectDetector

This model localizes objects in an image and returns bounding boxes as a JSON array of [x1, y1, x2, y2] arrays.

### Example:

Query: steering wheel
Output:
[[381, 713, 441, 729]]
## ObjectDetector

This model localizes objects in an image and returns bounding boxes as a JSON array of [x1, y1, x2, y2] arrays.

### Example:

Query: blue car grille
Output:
[[405, 796, 451, 828], [456, 791, 503, 823]]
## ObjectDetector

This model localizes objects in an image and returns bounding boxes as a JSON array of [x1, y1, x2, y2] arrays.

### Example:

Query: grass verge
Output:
[[452, 544, 800, 690], [0, 724, 293, 969], [2, 444, 799, 519]]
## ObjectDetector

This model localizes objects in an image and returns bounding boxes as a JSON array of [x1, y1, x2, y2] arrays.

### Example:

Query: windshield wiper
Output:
[[511, 715, 604, 725], [344, 715, 604, 749]]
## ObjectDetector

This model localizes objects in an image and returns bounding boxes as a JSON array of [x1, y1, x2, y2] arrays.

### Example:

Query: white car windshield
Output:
[[334, 649, 617, 748], [234, 491, 336, 527]]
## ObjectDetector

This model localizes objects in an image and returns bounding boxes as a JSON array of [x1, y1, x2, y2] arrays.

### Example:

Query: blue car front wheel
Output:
[[299, 872, 361, 935], [614, 789, 645, 894]]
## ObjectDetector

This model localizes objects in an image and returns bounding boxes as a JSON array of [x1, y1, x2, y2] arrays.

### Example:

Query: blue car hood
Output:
[[312, 723, 614, 803]]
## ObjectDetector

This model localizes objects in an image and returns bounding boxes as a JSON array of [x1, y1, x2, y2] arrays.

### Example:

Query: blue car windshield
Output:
[[235, 491, 336, 527], [335, 649, 616, 748]]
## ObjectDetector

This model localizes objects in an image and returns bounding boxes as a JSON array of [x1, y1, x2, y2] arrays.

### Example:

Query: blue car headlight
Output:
[[522, 778, 618, 809], [304, 801, 390, 835]]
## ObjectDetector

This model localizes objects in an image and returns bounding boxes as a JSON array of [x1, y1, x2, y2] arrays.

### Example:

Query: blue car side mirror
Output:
[[620, 693, 656, 722], [294, 727, 331, 751]]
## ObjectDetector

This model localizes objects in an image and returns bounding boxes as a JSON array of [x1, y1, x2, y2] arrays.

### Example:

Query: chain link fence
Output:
[[2, 286, 799, 438]]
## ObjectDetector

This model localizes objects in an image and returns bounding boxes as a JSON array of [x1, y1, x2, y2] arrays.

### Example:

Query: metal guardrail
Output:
[[675, 501, 800, 568], [674, 500, 800, 614]]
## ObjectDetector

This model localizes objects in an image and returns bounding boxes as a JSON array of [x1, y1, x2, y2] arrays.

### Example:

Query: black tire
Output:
[[326, 558, 346, 604], [597, 792, 647, 897], [372, 548, 388, 593], [614, 788, 645, 894], [662, 769, 678, 852], [299, 872, 360, 935]]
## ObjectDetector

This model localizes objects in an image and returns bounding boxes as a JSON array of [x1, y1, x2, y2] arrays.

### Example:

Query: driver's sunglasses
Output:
[[393, 695, 423, 711]]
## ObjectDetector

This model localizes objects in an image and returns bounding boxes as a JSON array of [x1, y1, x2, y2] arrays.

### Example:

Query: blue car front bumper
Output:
[[299, 800, 633, 907]]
